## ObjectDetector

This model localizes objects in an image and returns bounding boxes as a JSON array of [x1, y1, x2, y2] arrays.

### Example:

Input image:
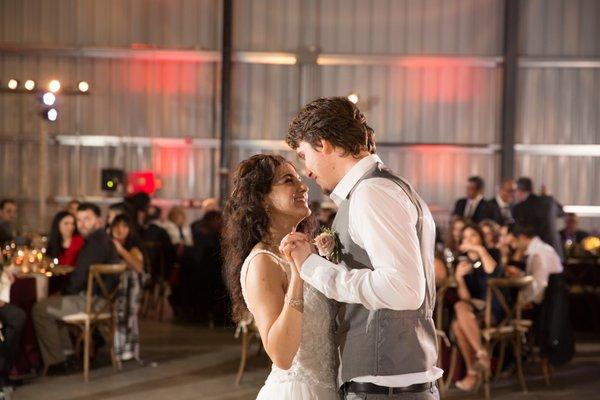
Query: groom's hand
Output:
[[279, 232, 312, 271]]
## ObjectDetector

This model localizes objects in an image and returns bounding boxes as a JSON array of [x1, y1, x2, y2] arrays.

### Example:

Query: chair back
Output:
[[84, 263, 128, 317], [484, 276, 534, 330]]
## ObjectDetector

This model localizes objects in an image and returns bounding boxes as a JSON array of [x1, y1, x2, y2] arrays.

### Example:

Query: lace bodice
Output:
[[240, 249, 337, 390]]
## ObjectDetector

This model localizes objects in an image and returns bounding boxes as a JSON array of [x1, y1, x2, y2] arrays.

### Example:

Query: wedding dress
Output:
[[240, 249, 339, 399]]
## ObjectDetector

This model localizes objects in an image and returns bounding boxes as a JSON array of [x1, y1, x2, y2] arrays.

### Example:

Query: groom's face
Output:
[[296, 141, 337, 195]]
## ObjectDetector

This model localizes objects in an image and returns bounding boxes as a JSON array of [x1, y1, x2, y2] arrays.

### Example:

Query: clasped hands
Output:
[[279, 232, 314, 273]]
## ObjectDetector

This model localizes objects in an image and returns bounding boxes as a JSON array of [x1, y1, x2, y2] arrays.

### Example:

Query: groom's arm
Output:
[[300, 178, 427, 311]]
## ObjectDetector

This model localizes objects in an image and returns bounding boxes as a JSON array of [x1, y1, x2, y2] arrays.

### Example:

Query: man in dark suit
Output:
[[485, 178, 516, 225], [452, 176, 488, 223], [32, 202, 121, 374], [559, 213, 589, 246], [512, 177, 564, 259]]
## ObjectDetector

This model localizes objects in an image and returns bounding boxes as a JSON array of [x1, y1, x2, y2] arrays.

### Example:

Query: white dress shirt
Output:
[[524, 237, 564, 304], [301, 154, 443, 387], [495, 195, 512, 221]]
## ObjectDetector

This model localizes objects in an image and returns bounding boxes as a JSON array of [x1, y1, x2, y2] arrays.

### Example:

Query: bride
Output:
[[222, 154, 338, 399]]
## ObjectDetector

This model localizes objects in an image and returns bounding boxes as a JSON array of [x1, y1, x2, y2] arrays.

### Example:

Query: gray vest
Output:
[[332, 164, 438, 382]]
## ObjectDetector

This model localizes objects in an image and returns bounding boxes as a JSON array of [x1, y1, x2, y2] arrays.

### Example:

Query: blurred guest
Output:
[[47, 211, 84, 267], [0, 269, 26, 394], [107, 202, 134, 228], [188, 211, 227, 325], [201, 198, 221, 213], [125, 192, 151, 233], [141, 205, 175, 283], [66, 199, 81, 216], [0, 199, 17, 246], [452, 223, 503, 392], [506, 224, 564, 306], [316, 202, 337, 229], [164, 206, 192, 246], [485, 179, 516, 225], [479, 219, 501, 249], [560, 213, 588, 247], [498, 225, 525, 270], [512, 177, 563, 259], [32, 203, 120, 374], [452, 176, 487, 223], [110, 214, 145, 362], [445, 217, 467, 257]]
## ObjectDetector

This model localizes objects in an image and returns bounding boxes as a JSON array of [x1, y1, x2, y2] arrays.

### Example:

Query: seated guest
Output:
[[0, 199, 17, 246], [485, 179, 516, 225], [452, 223, 504, 392], [559, 213, 589, 248], [47, 211, 84, 266], [106, 202, 134, 229], [32, 203, 120, 374], [498, 225, 526, 270], [452, 176, 488, 223], [110, 215, 145, 362], [141, 206, 175, 282], [506, 224, 564, 306], [444, 217, 467, 258], [163, 206, 192, 247], [479, 219, 501, 249], [0, 269, 26, 394], [512, 177, 563, 259], [66, 199, 81, 216]]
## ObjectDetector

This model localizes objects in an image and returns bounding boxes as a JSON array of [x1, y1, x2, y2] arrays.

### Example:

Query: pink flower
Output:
[[314, 232, 335, 258]]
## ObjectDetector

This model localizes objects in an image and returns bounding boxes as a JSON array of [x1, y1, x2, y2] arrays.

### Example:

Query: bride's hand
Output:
[[280, 233, 312, 274]]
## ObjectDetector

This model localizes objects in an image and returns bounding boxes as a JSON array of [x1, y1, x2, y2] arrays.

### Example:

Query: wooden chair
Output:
[[60, 263, 127, 382], [434, 277, 458, 396], [141, 241, 168, 321], [234, 315, 261, 386], [482, 276, 534, 400]]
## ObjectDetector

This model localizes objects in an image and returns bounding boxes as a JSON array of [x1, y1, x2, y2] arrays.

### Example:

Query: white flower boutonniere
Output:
[[314, 228, 343, 264]]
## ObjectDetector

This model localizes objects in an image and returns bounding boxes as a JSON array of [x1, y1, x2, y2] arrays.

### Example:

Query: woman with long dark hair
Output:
[[452, 222, 504, 392], [109, 214, 146, 362], [47, 211, 84, 266], [222, 154, 336, 399]]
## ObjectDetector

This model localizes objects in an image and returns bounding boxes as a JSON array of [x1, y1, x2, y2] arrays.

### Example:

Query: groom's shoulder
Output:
[[353, 177, 412, 203]]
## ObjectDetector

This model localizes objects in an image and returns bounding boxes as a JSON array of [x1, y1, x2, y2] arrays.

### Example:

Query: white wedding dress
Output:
[[240, 249, 339, 399]]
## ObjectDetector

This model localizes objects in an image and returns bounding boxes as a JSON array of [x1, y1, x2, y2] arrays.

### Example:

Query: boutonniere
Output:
[[314, 228, 343, 264]]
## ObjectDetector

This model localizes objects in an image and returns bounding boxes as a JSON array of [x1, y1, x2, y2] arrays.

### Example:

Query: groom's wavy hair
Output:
[[286, 96, 376, 157], [222, 154, 317, 323]]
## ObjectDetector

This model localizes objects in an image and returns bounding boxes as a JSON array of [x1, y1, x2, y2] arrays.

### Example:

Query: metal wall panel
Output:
[[0, 54, 218, 138], [520, 0, 600, 57], [0, 0, 221, 49], [318, 64, 502, 143], [233, 0, 504, 55], [516, 154, 600, 230], [517, 67, 600, 145]]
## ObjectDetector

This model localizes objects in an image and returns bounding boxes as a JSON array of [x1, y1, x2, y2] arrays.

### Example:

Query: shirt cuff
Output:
[[300, 253, 325, 281]]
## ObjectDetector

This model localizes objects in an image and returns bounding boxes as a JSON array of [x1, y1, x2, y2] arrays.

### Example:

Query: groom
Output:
[[281, 97, 441, 399]]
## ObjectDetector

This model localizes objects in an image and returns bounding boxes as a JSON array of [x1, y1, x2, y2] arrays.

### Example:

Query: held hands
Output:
[[504, 265, 524, 279], [279, 232, 313, 274]]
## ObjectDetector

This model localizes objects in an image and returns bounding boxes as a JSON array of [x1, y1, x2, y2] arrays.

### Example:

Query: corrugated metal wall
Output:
[[516, 0, 600, 230], [0, 0, 598, 231]]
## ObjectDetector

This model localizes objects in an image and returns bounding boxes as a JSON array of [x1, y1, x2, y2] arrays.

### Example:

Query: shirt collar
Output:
[[469, 194, 484, 205], [330, 154, 383, 206], [496, 195, 508, 208]]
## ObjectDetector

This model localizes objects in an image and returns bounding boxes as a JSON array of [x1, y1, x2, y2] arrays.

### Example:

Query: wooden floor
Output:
[[11, 320, 600, 400]]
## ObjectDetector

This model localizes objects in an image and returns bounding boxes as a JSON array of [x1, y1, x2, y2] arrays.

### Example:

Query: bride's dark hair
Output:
[[222, 154, 316, 323]]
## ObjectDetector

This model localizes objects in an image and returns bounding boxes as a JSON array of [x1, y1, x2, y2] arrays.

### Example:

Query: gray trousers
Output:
[[31, 294, 88, 366], [344, 385, 439, 400]]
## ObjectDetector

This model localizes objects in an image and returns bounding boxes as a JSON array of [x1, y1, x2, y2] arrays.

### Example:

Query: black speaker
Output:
[[101, 169, 124, 192]]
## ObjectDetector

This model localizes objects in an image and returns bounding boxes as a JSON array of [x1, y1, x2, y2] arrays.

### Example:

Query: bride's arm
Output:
[[245, 253, 303, 370]]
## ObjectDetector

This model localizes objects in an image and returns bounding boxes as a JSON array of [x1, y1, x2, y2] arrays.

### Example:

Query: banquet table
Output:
[[8, 265, 74, 376]]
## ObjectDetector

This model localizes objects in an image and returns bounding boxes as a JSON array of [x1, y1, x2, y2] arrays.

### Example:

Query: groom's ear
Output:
[[319, 139, 335, 155]]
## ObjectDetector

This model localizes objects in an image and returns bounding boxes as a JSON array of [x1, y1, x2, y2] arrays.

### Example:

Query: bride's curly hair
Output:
[[222, 154, 317, 323]]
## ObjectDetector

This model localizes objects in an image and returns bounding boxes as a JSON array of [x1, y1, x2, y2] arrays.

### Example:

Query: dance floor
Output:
[[12, 320, 600, 400]]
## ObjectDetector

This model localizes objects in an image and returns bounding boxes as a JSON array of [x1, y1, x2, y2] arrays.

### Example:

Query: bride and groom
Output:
[[222, 97, 441, 399]]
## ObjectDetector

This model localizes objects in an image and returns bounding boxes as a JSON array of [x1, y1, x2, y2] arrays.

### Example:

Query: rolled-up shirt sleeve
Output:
[[301, 178, 426, 311]]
